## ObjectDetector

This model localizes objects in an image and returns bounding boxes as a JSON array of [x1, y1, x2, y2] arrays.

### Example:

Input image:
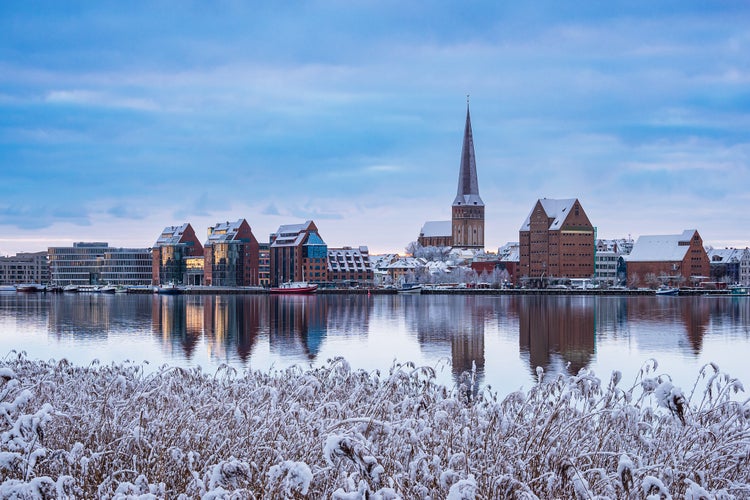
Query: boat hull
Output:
[[270, 282, 318, 294]]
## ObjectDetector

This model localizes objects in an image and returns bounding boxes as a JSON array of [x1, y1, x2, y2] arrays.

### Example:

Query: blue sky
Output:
[[1, 1, 749, 255]]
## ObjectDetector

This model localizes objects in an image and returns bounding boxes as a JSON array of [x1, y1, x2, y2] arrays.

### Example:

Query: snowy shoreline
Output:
[[1, 354, 748, 498]]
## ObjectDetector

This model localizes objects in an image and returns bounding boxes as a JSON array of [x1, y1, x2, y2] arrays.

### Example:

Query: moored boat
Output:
[[270, 282, 318, 294], [730, 285, 749, 297], [157, 283, 183, 295], [63, 284, 80, 293], [397, 283, 423, 294], [655, 286, 679, 296], [99, 284, 117, 294], [15, 283, 45, 293]]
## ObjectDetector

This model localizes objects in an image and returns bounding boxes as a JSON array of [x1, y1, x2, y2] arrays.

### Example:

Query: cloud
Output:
[[45, 89, 159, 111]]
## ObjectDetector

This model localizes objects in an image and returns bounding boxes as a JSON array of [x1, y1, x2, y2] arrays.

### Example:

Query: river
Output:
[[1, 292, 748, 396]]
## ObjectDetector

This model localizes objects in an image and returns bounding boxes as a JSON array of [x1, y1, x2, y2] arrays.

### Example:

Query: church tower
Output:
[[451, 99, 485, 249]]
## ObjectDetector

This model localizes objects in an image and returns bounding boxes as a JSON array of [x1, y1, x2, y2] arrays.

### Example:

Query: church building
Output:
[[417, 100, 485, 250]]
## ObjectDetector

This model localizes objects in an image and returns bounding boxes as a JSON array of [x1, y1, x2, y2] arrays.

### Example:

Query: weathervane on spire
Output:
[[466, 93, 470, 105]]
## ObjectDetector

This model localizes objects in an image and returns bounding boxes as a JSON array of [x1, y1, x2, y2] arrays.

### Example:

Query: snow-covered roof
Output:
[[420, 220, 452, 237], [328, 246, 372, 273], [271, 220, 315, 247], [499, 243, 520, 262], [626, 230, 697, 262], [386, 257, 424, 270], [519, 198, 577, 232], [707, 248, 744, 264], [206, 219, 246, 244], [155, 223, 192, 246]]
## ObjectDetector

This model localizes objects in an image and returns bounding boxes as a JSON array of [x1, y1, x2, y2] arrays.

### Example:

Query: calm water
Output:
[[1, 292, 748, 396]]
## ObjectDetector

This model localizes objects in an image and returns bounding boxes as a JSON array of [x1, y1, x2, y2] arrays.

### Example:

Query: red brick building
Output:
[[451, 101, 484, 249], [203, 219, 260, 287], [519, 198, 595, 283], [625, 229, 710, 287], [269, 220, 328, 286], [418, 221, 453, 248], [152, 223, 204, 285]]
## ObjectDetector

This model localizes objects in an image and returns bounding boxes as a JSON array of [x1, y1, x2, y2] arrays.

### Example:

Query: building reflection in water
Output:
[[48, 294, 113, 340], [407, 295, 487, 390], [203, 295, 266, 363], [269, 295, 329, 360], [152, 295, 201, 359], [518, 295, 596, 380], [621, 296, 710, 355]]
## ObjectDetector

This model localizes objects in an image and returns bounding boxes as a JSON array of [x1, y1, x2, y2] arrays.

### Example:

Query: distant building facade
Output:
[[519, 198, 595, 283], [204, 219, 260, 287], [327, 246, 374, 286], [152, 223, 204, 285], [451, 101, 484, 249], [706, 247, 747, 284], [595, 238, 633, 285], [418, 221, 452, 248], [49, 242, 151, 286], [0, 252, 49, 285], [258, 243, 271, 287], [269, 220, 328, 286], [498, 242, 520, 286], [625, 229, 710, 287]]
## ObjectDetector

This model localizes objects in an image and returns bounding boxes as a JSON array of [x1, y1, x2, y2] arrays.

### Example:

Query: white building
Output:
[[595, 238, 633, 285]]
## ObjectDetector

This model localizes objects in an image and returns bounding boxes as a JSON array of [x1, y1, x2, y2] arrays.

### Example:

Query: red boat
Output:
[[270, 282, 318, 294]]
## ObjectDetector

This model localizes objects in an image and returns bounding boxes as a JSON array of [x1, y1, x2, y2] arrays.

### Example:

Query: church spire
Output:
[[453, 98, 483, 207]]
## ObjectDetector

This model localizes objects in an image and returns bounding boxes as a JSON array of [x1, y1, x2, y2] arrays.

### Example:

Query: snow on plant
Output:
[[0, 352, 748, 497]]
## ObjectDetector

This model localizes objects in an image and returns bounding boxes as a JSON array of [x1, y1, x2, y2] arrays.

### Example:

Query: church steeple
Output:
[[451, 97, 485, 249], [453, 97, 483, 207]]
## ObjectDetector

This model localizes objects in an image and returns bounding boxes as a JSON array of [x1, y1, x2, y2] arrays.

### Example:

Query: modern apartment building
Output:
[[49, 242, 151, 286], [204, 219, 260, 287], [519, 198, 595, 284], [151, 223, 204, 285], [0, 252, 49, 285], [269, 220, 327, 286], [625, 229, 710, 287], [327, 246, 374, 286]]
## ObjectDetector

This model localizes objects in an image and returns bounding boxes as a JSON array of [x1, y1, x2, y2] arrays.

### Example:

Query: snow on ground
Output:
[[0, 353, 748, 498]]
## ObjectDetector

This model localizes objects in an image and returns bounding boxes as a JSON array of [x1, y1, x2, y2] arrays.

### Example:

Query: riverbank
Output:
[[140, 286, 733, 296], [1, 355, 746, 497]]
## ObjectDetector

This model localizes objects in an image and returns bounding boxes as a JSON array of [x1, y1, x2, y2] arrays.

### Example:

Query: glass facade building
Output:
[[49, 242, 152, 286]]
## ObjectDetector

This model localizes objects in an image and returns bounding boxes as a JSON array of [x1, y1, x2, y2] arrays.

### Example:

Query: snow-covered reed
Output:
[[1, 353, 748, 498]]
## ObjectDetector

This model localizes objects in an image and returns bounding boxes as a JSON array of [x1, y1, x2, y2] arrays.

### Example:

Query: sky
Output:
[[1, 1, 749, 256]]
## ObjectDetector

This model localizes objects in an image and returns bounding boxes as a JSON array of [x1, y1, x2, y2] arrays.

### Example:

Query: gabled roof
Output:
[[205, 219, 246, 244], [707, 248, 744, 263], [626, 230, 697, 262], [519, 198, 577, 231], [270, 220, 316, 248], [452, 102, 484, 207], [155, 223, 191, 246], [420, 220, 452, 238]]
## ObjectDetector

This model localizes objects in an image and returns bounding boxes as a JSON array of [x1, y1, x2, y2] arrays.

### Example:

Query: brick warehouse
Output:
[[625, 229, 710, 287], [519, 198, 595, 284]]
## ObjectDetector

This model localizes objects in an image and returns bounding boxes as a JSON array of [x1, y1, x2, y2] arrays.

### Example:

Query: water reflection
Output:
[[2, 293, 746, 394], [517, 295, 596, 379], [406, 295, 488, 388]]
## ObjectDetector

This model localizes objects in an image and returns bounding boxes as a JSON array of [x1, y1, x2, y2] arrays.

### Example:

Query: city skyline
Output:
[[2, 1, 749, 257]]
